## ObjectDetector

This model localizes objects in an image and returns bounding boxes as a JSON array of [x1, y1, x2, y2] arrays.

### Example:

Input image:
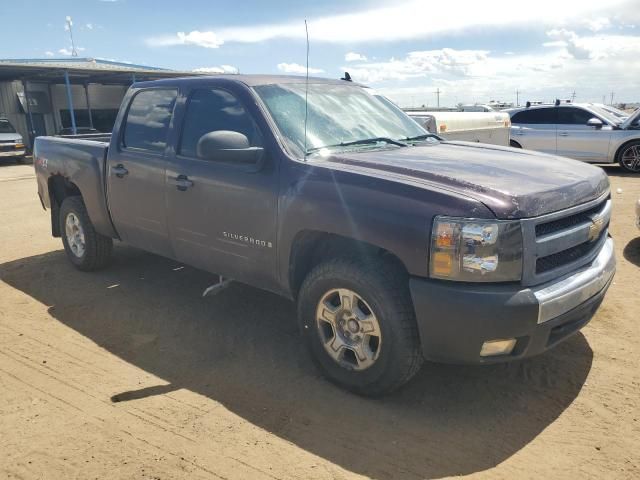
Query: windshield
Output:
[[253, 83, 428, 157], [0, 119, 17, 134]]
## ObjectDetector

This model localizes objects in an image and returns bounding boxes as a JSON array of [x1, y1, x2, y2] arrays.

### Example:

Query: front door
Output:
[[106, 88, 177, 257], [555, 107, 612, 162], [165, 85, 279, 289]]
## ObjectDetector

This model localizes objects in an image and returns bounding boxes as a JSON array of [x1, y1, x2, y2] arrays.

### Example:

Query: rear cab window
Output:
[[122, 89, 177, 153]]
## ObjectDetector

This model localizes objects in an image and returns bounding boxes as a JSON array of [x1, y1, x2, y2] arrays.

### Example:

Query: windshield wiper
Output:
[[306, 136, 407, 155], [400, 133, 441, 142]]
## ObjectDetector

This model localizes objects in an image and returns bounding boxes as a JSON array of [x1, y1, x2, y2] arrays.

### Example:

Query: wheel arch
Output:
[[288, 230, 409, 300], [613, 138, 640, 163], [47, 175, 82, 237]]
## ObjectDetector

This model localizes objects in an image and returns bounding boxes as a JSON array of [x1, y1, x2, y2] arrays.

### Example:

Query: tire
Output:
[[15, 156, 25, 164], [617, 141, 640, 173], [59, 196, 113, 271], [297, 257, 423, 396], [510, 140, 522, 149]]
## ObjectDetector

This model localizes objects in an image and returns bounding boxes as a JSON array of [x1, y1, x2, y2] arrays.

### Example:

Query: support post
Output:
[[22, 79, 35, 149], [84, 83, 94, 129], [64, 70, 77, 135]]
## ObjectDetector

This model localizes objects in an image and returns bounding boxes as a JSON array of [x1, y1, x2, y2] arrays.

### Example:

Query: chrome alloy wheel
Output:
[[65, 212, 86, 258], [621, 145, 640, 172], [315, 288, 382, 371]]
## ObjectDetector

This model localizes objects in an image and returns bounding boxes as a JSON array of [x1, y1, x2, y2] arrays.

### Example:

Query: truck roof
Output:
[[132, 74, 358, 88]]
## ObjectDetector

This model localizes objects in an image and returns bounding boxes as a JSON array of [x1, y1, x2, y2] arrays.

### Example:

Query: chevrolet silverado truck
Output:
[[33, 75, 616, 395]]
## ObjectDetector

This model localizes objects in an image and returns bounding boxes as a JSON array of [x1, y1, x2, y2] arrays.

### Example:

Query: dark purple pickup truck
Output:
[[33, 75, 615, 395]]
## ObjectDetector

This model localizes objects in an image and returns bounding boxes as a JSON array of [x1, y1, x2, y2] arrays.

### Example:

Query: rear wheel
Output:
[[60, 196, 113, 271], [297, 257, 423, 396], [618, 141, 640, 173]]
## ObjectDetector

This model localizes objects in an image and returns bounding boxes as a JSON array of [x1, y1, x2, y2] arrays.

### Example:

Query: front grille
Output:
[[536, 200, 607, 237], [536, 230, 607, 274], [0, 144, 17, 152], [520, 193, 611, 286]]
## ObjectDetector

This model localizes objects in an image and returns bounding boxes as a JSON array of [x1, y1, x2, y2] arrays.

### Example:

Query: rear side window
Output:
[[179, 88, 262, 159], [511, 108, 557, 124], [557, 107, 596, 125], [122, 89, 177, 152]]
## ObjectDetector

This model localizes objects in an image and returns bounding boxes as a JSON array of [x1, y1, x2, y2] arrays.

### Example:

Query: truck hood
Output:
[[0, 132, 22, 142], [319, 141, 609, 219]]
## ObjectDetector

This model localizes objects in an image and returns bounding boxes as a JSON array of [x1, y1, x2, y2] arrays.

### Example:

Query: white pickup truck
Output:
[[0, 118, 26, 162]]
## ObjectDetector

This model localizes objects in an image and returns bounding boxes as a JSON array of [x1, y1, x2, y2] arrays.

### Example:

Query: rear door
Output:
[[556, 106, 612, 162], [106, 88, 177, 257], [164, 84, 279, 289], [510, 107, 557, 154]]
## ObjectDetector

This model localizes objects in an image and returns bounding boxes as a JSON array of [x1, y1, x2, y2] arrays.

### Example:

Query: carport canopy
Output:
[[0, 57, 199, 136]]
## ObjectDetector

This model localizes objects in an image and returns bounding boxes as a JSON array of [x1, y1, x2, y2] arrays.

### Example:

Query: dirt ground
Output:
[[0, 160, 638, 480]]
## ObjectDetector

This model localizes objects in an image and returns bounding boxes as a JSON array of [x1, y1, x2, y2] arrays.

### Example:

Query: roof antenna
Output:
[[303, 19, 310, 161], [341, 72, 352, 82]]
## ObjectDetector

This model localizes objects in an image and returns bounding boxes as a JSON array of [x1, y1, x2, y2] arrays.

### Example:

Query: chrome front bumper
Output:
[[0, 149, 26, 157], [533, 237, 615, 324]]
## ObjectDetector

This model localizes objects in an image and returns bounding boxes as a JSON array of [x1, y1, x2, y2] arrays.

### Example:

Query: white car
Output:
[[505, 103, 640, 173], [0, 118, 26, 162]]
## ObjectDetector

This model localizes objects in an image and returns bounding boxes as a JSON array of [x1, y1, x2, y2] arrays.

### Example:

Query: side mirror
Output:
[[587, 117, 603, 129], [197, 130, 264, 164]]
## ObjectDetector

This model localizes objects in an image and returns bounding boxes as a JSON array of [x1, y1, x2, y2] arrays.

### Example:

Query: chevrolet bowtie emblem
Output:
[[588, 216, 605, 242]]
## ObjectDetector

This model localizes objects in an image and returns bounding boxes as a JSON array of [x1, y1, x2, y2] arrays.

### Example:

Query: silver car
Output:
[[506, 103, 640, 173]]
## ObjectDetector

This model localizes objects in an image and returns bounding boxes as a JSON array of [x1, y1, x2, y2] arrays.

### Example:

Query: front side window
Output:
[[122, 89, 177, 152], [557, 107, 596, 125], [179, 88, 262, 158], [253, 83, 427, 157], [511, 108, 557, 125]]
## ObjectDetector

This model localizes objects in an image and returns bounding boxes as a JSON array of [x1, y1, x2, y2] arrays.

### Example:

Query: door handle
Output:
[[171, 174, 194, 191], [111, 164, 129, 178], [558, 132, 569, 137]]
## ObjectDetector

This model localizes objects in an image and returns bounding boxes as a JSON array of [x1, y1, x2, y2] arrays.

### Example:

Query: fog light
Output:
[[480, 338, 516, 357]]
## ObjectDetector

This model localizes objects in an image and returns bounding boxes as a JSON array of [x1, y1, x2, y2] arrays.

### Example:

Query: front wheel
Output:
[[60, 196, 113, 271], [297, 257, 423, 396], [618, 141, 640, 173]]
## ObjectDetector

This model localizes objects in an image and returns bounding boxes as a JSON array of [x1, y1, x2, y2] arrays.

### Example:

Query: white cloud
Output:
[[343, 48, 489, 83], [345, 52, 367, 62], [583, 17, 611, 31], [277, 62, 323, 74], [546, 29, 592, 59], [85, 23, 94, 30], [44, 51, 55, 57], [58, 47, 86, 56], [193, 65, 239, 74], [146, 0, 630, 48]]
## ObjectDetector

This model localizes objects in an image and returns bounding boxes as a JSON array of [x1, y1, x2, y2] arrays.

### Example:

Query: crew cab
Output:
[[34, 76, 615, 395], [506, 102, 640, 172]]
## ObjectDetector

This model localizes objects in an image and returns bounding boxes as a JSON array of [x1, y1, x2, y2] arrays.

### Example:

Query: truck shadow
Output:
[[0, 247, 593, 479]]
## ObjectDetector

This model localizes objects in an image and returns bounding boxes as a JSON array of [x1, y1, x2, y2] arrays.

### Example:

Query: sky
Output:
[[3, 0, 640, 107]]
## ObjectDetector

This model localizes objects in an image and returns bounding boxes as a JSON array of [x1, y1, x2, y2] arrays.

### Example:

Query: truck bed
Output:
[[33, 135, 117, 239]]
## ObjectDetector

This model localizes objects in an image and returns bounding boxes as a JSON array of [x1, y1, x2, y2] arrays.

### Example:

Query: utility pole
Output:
[[602, 95, 606, 104], [610, 92, 615, 105], [66, 16, 78, 57], [516, 89, 520, 106], [435, 88, 441, 108], [571, 90, 576, 102]]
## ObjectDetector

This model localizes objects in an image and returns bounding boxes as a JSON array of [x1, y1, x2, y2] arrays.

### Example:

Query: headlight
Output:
[[430, 216, 523, 282]]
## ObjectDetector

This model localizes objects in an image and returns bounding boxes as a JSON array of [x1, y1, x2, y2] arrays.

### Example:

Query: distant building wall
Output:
[[0, 80, 129, 147]]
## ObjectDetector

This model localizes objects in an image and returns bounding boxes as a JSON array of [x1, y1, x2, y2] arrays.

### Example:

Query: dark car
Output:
[[33, 75, 615, 395]]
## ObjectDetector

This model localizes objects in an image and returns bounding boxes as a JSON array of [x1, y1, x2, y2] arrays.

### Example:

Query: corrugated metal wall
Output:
[[0, 80, 29, 144]]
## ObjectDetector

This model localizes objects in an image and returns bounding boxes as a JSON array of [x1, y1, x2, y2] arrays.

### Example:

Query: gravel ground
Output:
[[0, 161, 638, 480]]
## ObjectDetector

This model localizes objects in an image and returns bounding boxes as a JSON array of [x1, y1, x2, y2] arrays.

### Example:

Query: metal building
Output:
[[0, 58, 196, 149]]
